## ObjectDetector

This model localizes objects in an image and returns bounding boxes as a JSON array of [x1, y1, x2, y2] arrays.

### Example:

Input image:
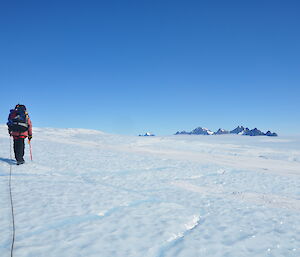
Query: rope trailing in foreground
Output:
[[9, 137, 15, 257]]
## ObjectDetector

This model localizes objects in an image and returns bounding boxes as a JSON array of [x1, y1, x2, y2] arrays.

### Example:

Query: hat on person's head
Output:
[[15, 104, 26, 110]]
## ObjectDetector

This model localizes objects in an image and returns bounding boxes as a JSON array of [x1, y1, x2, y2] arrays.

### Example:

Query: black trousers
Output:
[[13, 138, 25, 162]]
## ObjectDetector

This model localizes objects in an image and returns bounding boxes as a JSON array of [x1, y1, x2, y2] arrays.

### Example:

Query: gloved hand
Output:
[[28, 135, 32, 141]]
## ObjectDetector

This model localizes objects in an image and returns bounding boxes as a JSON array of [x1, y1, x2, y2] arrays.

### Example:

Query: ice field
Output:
[[0, 125, 299, 257]]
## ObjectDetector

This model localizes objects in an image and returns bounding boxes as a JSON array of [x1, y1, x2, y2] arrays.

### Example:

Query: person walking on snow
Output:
[[7, 104, 33, 165]]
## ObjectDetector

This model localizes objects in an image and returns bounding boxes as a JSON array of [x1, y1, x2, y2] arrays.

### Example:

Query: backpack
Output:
[[7, 105, 29, 132]]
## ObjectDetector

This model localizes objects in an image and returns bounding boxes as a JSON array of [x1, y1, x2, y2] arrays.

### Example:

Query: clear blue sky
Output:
[[1, 0, 299, 135]]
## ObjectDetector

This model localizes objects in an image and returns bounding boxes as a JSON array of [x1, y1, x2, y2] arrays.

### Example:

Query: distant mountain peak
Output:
[[191, 127, 214, 135], [215, 128, 230, 135], [139, 132, 155, 136], [176, 127, 214, 135], [230, 126, 245, 134]]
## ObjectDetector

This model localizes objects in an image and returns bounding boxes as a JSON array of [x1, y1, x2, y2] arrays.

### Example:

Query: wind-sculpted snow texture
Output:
[[0, 125, 299, 257]]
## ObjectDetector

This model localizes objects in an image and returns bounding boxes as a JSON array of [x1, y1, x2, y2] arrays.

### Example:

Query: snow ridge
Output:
[[157, 215, 202, 257]]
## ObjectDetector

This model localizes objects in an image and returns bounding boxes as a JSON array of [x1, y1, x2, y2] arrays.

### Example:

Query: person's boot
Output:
[[17, 160, 25, 165]]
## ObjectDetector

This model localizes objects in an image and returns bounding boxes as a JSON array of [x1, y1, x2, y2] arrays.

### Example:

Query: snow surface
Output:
[[0, 125, 299, 257]]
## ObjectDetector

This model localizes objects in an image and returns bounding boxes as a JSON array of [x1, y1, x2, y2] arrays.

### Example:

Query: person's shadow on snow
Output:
[[0, 157, 16, 165]]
